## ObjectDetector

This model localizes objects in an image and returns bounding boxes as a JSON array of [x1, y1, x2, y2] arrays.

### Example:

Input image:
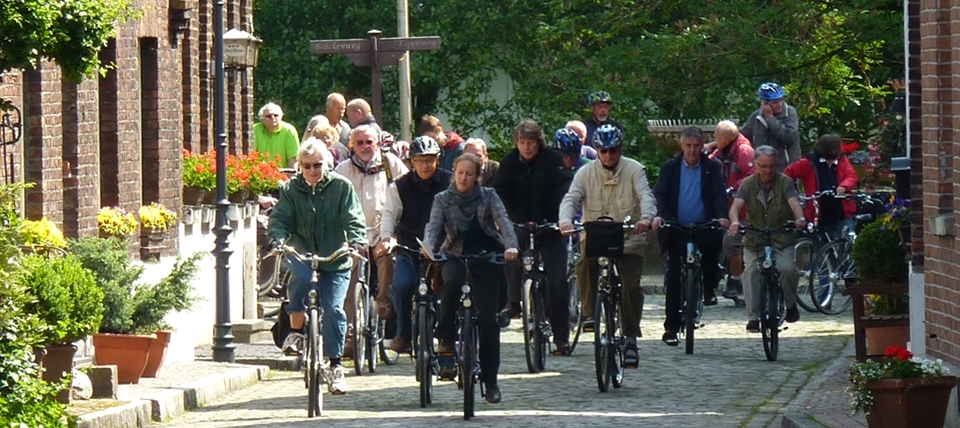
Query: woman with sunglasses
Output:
[[268, 138, 367, 395]]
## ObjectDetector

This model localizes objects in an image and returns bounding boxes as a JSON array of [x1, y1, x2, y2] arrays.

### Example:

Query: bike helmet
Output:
[[588, 91, 612, 106], [553, 128, 582, 156], [757, 82, 785, 101], [592, 124, 624, 149], [409, 135, 441, 157]]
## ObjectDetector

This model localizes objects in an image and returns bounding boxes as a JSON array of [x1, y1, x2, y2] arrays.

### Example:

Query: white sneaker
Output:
[[282, 332, 305, 355], [329, 365, 348, 395]]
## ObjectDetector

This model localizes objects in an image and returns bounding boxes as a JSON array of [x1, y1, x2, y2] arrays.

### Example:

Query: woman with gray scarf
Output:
[[422, 153, 519, 404]]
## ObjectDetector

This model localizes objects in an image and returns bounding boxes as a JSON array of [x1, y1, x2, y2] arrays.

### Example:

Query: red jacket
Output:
[[784, 154, 858, 221], [709, 133, 756, 218]]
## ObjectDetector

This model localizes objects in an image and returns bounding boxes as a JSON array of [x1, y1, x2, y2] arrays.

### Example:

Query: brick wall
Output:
[[0, 0, 255, 259], [918, 0, 960, 366]]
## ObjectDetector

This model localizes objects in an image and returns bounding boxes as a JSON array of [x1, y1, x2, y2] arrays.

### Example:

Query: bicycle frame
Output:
[[662, 221, 721, 354]]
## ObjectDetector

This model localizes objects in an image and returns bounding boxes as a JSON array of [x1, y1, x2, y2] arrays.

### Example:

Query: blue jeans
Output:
[[391, 251, 418, 342], [286, 256, 351, 358]]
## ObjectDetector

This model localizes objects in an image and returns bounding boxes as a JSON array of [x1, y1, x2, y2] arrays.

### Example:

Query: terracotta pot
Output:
[[93, 333, 155, 384], [865, 325, 910, 355], [142, 330, 171, 378], [864, 376, 959, 428], [42, 344, 78, 403]]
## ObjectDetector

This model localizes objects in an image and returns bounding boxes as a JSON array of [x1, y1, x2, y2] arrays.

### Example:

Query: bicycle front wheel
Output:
[[567, 272, 582, 355], [416, 305, 433, 408], [353, 283, 367, 375], [307, 307, 323, 417], [594, 290, 612, 392], [520, 278, 542, 373], [365, 290, 379, 374], [760, 272, 780, 362], [460, 308, 476, 420], [811, 240, 855, 315], [683, 268, 701, 355], [793, 238, 817, 313]]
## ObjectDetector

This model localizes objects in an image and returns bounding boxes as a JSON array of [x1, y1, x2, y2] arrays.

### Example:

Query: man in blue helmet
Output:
[[583, 91, 625, 147], [554, 128, 592, 173], [741, 82, 801, 172]]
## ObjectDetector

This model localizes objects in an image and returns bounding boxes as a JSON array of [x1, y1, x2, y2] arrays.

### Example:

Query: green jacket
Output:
[[268, 171, 367, 272], [740, 173, 797, 251]]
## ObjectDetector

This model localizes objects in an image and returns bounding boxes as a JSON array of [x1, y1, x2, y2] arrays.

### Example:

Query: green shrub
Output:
[[852, 221, 909, 285], [21, 254, 104, 344]]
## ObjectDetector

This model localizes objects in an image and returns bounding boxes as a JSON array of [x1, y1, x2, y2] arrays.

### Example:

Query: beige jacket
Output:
[[334, 151, 408, 244], [559, 157, 657, 254]]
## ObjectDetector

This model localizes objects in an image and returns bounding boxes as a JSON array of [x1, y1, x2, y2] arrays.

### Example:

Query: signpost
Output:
[[310, 30, 441, 131]]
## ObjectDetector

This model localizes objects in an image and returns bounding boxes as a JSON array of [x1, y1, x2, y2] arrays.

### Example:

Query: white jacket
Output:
[[334, 151, 408, 245], [559, 157, 657, 254]]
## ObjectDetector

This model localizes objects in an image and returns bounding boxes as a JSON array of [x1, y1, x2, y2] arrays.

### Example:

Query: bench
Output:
[[843, 284, 910, 362]]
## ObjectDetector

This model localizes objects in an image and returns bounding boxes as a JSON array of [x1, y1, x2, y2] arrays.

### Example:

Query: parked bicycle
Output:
[[738, 222, 797, 362], [282, 244, 366, 418], [661, 220, 723, 355]]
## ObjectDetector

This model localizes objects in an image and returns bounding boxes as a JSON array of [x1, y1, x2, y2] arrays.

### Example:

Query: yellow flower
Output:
[[138, 202, 178, 231], [98, 206, 138, 237], [20, 217, 67, 248]]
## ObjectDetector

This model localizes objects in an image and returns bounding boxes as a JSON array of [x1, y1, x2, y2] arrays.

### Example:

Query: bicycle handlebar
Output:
[[567, 219, 636, 234], [513, 221, 560, 234], [738, 221, 800, 238], [661, 220, 723, 235], [281, 244, 368, 264]]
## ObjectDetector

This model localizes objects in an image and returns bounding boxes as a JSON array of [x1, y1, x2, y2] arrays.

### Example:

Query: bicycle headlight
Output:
[[686, 255, 695, 264], [762, 260, 772, 269], [598, 257, 610, 267], [523, 255, 534, 270], [806, 222, 815, 233], [461, 284, 471, 294], [463, 298, 473, 308], [418, 283, 428, 295]]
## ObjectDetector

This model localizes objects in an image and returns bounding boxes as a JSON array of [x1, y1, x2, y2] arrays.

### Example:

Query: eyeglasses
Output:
[[355, 140, 376, 146], [264, 114, 279, 118], [301, 162, 324, 171], [598, 147, 621, 155], [412, 157, 438, 165]]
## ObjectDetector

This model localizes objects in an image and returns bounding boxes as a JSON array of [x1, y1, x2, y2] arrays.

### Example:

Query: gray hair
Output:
[[351, 124, 381, 139], [326, 92, 345, 107], [298, 137, 330, 165], [464, 138, 487, 154], [258, 102, 282, 119], [302, 115, 330, 141], [680, 126, 705, 143], [754, 145, 778, 160]]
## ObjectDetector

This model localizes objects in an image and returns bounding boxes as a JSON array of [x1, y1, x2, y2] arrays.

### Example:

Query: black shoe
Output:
[[582, 317, 595, 332], [553, 342, 572, 356], [497, 312, 511, 329], [734, 297, 746, 308], [484, 382, 501, 404], [661, 331, 679, 347], [746, 320, 760, 333], [723, 278, 742, 299], [623, 343, 640, 368], [499, 302, 521, 319], [786, 306, 800, 323], [703, 296, 718, 306]]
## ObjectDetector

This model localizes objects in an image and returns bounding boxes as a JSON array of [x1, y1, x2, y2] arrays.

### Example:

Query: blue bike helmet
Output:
[[587, 91, 612, 106], [757, 82, 785, 101], [592, 124, 624, 149], [554, 128, 582, 156]]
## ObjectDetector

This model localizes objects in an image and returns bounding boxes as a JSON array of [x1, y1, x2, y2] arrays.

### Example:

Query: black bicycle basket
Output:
[[583, 218, 625, 258]]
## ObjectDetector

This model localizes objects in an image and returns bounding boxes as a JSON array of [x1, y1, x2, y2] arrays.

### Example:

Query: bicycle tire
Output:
[[683, 268, 700, 355], [760, 272, 780, 362], [460, 307, 476, 420], [811, 240, 855, 315], [353, 283, 367, 375], [534, 281, 547, 371], [307, 306, 322, 417], [567, 273, 582, 355], [520, 278, 541, 374], [610, 296, 624, 389], [793, 238, 818, 313], [594, 289, 611, 392], [417, 306, 432, 408], [366, 290, 379, 374]]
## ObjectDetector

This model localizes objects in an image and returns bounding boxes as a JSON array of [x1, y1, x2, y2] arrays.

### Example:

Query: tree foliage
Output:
[[254, 0, 902, 164], [0, 0, 136, 81]]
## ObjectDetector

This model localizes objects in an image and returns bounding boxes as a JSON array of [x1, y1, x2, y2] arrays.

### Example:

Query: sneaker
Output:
[[329, 365, 348, 395], [623, 339, 639, 368], [497, 312, 512, 329], [723, 278, 743, 299], [661, 331, 679, 347], [703, 296, 719, 306], [553, 342, 572, 356], [786, 305, 800, 323], [746, 320, 760, 333], [734, 297, 746, 308], [389, 336, 408, 354], [582, 317, 595, 333], [282, 332, 305, 356]]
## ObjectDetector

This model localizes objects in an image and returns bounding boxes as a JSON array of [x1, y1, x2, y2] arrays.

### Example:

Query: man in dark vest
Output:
[[379, 136, 452, 353]]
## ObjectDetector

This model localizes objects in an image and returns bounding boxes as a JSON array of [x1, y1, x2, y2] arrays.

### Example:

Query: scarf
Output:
[[350, 153, 384, 175], [447, 182, 483, 233]]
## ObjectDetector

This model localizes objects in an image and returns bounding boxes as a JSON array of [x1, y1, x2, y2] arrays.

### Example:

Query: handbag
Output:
[[583, 217, 625, 258]]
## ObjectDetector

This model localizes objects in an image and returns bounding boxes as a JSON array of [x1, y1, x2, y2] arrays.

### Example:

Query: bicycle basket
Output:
[[583, 220, 625, 258]]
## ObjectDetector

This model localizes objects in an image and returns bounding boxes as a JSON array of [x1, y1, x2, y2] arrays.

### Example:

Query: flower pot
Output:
[[201, 191, 218, 205], [42, 343, 78, 403], [865, 325, 910, 356], [864, 376, 959, 428], [140, 228, 166, 261], [93, 333, 155, 384], [142, 330, 171, 378], [182, 185, 206, 206], [227, 190, 249, 204]]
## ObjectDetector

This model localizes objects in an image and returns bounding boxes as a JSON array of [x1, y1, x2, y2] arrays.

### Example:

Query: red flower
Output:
[[884, 345, 912, 360], [842, 141, 860, 154]]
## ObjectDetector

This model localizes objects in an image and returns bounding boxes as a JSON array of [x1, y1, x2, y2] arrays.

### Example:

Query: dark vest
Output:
[[741, 173, 796, 251], [395, 169, 452, 248]]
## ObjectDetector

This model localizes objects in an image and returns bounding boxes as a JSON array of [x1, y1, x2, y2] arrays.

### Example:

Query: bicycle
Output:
[[564, 233, 583, 355], [661, 220, 722, 355], [576, 217, 635, 392], [282, 244, 366, 417], [514, 221, 559, 373], [794, 190, 837, 313], [350, 254, 372, 374], [738, 222, 798, 362], [393, 244, 442, 408]]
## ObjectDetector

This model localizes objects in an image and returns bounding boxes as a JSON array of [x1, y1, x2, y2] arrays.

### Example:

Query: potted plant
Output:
[[226, 153, 250, 202], [138, 202, 178, 261], [244, 151, 288, 198], [71, 236, 203, 383], [183, 149, 216, 204], [97, 206, 138, 239], [849, 345, 957, 427], [19, 217, 67, 251], [20, 253, 103, 403]]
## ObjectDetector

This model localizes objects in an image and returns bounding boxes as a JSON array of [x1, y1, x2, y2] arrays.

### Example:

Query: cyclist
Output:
[[583, 91, 625, 146], [423, 153, 519, 404], [709, 120, 755, 304], [493, 120, 573, 353], [379, 136, 452, 353], [651, 127, 730, 346], [728, 146, 807, 333], [268, 138, 367, 395], [554, 128, 592, 173], [333, 125, 409, 356], [784, 134, 859, 239], [559, 124, 656, 367], [564, 120, 598, 160], [741, 82, 801, 172]]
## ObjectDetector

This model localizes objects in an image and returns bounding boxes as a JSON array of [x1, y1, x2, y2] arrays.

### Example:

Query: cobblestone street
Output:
[[162, 295, 852, 428]]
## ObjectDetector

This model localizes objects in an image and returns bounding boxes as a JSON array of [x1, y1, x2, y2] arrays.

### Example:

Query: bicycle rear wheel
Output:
[[520, 278, 542, 373], [793, 238, 817, 313], [417, 306, 433, 408], [811, 240, 854, 315], [566, 272, 582, 355], [460, 307, 476, 420], [353, 283, 367, 375], [594, 290, 612, 392], [307, 307, 322, 417], [760, 273, 780, 362], [683, 269, 701, 355]]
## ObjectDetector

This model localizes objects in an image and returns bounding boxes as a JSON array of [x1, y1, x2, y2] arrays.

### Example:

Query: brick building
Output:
[[0, 0, 255, 255]]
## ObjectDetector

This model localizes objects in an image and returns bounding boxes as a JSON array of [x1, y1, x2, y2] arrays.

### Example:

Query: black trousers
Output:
[[435, 258, 502, 384], [505, 229, 570, 343], [663, 229, 722, 332]]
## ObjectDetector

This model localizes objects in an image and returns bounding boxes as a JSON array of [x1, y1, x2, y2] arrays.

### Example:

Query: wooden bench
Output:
[[843, 284, 910, 362]]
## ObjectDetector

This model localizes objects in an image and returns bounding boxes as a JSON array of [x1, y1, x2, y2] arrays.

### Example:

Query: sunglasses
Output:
[[301, 162, 324, 171], [264, 113, 279, 118], [355, 139, 376, 146], [598, 147, 621, 155]]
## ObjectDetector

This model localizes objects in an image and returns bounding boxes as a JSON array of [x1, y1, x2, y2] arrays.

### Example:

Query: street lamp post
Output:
[[212, 0, 235, 363]]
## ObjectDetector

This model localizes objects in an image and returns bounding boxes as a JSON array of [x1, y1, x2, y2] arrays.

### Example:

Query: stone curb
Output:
[[780, 339, 856, 428], [76, 365, 269, 427]]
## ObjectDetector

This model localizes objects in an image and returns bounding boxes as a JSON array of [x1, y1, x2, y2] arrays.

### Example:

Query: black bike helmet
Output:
[[409, 135, 441, 157], [592, 124, 624, 149]]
